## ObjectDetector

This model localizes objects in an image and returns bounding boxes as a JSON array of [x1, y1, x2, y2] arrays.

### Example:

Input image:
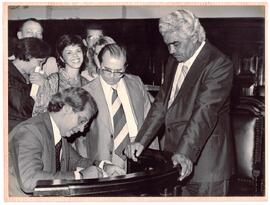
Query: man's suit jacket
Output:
[[135, 41, 235, 182], [9, 112, 93, 196], [83, 75, 154, 162]]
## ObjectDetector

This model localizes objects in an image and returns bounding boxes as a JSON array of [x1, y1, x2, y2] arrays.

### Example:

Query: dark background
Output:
[[8, 18, 265, 100]]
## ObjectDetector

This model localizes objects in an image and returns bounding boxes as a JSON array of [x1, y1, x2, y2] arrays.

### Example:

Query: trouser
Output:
[[181, 180, 230, 196]]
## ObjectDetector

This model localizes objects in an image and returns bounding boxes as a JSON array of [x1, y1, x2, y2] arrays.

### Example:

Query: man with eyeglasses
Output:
[[9, 87, 103, 196], [82, 43, 159, 176], [125, 9, 234, 196]]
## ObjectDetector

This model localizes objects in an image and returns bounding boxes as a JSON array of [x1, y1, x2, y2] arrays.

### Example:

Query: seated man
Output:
[[9, 87, 103, 196]]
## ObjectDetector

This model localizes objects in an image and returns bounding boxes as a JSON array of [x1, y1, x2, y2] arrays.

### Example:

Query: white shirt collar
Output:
[[184, 41, 205, 68], [99, 76, 138, 138], [49, 114, 62, 145], [100, 75, 123, 91]]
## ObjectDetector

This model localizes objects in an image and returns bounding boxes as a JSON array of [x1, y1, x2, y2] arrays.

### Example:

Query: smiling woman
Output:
[[32, 34, 89, 117]]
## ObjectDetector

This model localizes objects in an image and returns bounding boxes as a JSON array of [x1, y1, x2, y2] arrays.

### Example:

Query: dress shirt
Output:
[[49, 114, 61, 145], [100, 76, 138, 141], [49, 114, 81, 179], [169, 41, 206, 104]]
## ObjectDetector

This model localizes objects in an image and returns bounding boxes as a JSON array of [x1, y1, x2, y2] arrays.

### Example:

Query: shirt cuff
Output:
[[99, 160, 112, 169], [99, 160, 112, 178], [74, 171, 82, 180]]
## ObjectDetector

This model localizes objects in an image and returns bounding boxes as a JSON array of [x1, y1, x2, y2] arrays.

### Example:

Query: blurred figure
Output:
[[8, 37, 50, 132], [125, 9, 234, 196], [82, 24, 105, 80], [83, 43, 158, 176], [9, 87, 103, 196], [81, 36, 115, 81], [83, 23, 104, 49], [16, 18, 43, 39], [9, 18, 58, 76], [32, 34, 89, 116]]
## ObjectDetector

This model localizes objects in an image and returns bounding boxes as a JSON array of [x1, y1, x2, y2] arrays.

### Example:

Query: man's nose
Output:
[[168, 45, 175, 54]]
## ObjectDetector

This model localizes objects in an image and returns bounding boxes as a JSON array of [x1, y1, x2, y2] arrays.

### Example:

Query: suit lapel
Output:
[[165, 58, 180, 104], [170, 42, 211, 107], [40, 113, 57, 171], [122, 76, 139, 126], [91, 78, 114, 133]]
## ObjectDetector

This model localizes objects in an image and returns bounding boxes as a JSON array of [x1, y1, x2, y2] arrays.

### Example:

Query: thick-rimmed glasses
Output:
[[100, 66, 127, 77]]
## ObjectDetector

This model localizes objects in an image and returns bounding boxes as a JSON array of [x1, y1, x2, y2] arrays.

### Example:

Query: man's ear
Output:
[[191, 35, 198, 44], [17, 31, 23, 39], [83, 39, 88, 47]]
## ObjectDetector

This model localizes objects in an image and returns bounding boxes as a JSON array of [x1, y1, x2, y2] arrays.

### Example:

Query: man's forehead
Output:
[[86, 29, 103, 36], [22, 21, 43, 31], [80, 103, 92, 118], [102, 52, 125, 64], [163, 31, 189, 44]]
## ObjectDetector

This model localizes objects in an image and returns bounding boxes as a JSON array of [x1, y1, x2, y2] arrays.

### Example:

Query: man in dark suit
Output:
[[125, 9, 235, 196], [9, 87, 102, 196]]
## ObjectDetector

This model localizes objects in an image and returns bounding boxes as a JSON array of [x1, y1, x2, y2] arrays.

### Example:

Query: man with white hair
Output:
[[125, 9, 235, 196]]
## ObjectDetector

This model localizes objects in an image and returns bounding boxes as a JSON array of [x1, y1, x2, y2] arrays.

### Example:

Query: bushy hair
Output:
[[56, 34, 86, 68], [48, 87, 97, 117], [159, 9, 206, 42], [13, 37, 51, 61]]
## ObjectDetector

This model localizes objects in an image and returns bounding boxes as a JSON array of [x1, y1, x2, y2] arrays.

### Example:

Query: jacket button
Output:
[[110, 151, 113, 155], [110, 135, 113, 139], [167, 128, 171, 132]]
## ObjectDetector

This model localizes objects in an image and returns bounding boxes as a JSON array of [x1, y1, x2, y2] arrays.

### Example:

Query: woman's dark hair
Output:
[[56, 34, 86, 69], [13, 37, 51, 61], [48, 87, 97, 117]]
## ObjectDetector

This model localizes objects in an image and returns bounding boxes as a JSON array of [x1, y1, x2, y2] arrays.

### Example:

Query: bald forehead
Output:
[[102, 50, 126, 62], [21, 21, 43, 32]]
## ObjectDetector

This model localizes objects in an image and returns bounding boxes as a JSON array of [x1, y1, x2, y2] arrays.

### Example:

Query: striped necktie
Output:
[[111, 87, 130, 160], [168, 64, 188, 108], [55, 139, 62, 172]]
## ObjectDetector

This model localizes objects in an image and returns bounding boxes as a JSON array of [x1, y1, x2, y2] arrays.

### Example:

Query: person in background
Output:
[[8, 37, 50, 132], [83, 43, 159, 176], [10, 18, 58, 76], [81, 35, 115, 81], [83, 23, 104, 50], [125, 9, 235, 196], [82, 24, 104, 81], [32, 34, 89, 116], [9, 87, 104, 196]]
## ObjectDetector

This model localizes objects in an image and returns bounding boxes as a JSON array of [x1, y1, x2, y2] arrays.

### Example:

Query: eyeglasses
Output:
[[100, 66, 127, 77]]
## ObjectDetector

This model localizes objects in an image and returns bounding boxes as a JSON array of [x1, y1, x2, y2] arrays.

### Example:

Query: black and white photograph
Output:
[[3, 1, 266, 202]]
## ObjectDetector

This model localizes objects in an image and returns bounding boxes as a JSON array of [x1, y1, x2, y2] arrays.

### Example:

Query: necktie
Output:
[[168, 64, 188, 107], [55, 139, 62, 172], [111, 88, 130, 160]]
